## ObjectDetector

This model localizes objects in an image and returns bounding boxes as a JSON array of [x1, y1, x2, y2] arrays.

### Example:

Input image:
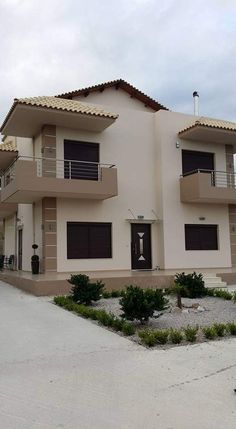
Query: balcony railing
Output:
[[181, 169, 236, 189], [2, 156, 116, 188]]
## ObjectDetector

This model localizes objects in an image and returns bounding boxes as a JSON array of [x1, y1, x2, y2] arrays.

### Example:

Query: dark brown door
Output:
[[131, 224, 152, 269], [64, 140, 99, 180], [18, 229, 23, 270]]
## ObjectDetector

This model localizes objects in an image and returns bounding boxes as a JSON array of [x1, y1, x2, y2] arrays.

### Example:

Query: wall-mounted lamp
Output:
[[176, 141, 180, 149]]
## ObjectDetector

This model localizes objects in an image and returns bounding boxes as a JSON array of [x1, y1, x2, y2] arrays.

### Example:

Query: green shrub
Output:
[[138, 329, 150, 340], [213, 323, 226, 337], [169, 329, 183, 344], [213, 289, 232, 300], [111, 317, 124, 331], [120, 285, 169, 323], [95, 310, 112, 326], [205, 288, 215, 297], [175, 272, 206, 298], [102, 291, 111, 299], [68, 274, 104, 305], [54, 296, 69, 307], [233, 291, 236, 303], [140, 332, 156, 347], [203, 326, 217, 339], [184, 326, 198, 342], [227, 322, 236, 335], [153, 329, 169, 344], [122, 322, 135, 336], [111, 290, 121, 298]]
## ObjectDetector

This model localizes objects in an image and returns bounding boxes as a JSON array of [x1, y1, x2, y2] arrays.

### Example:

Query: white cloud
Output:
[[0, 0, 236, 125]]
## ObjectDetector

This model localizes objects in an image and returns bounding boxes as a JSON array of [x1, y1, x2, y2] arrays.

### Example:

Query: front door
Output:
[[131, 224, 152, 270], [18, 229, 23, 270]]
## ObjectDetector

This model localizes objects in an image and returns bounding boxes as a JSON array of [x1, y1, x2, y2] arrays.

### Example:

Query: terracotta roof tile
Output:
[[16, 96, 118, 119], [57, 79, 168, 112], [179, 116, 236, 135], [0, 140, 17, 152]]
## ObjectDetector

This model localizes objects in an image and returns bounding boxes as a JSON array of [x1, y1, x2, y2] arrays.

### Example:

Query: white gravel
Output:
[[93, 296, 236, 329]]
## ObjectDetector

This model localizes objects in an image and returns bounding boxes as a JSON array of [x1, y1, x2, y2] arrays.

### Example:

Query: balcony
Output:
[[0, 157, 118, 203], [180, 170, 236, 204]]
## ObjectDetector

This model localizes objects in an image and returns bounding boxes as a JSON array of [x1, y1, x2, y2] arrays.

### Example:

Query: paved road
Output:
[[0, 281, 236, 429]]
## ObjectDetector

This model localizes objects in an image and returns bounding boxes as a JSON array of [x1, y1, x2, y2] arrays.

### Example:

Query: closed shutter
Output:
[[182, 150, 214, 175], [67, 222, 112, 259], [64, 140, 99, 180], [185, 225, 218, 250]]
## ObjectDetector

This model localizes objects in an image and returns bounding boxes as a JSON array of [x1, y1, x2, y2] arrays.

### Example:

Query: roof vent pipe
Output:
[[193, 91, 199, 116]]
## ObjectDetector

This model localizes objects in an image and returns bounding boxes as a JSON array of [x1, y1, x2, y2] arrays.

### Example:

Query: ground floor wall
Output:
[[56, 198, 159, 272], [4, 215, 16, 258], [162, 203, 231, 269]]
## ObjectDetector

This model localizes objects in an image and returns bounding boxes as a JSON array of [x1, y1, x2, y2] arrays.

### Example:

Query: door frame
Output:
[[130, 223, 152, 270], [18, 228, 23, 270]]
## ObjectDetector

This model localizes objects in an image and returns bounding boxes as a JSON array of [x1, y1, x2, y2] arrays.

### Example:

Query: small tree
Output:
[[174, 272, 206, 298], [170, 283, 183, 309], [68, 274, 104, 305], [120, 285, 168, 323]]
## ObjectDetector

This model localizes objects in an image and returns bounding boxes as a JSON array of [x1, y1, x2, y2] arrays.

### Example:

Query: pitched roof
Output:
[[0, 96, 118, 133], [57, 79, 168, 112], [179, 116, 236, 135]]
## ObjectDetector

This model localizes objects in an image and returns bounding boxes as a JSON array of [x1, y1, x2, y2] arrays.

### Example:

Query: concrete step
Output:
[[203, 277, 222, 283], [204, 282, 227, 289]]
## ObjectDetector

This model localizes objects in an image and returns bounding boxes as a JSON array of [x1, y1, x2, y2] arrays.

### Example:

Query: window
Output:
[[67, 222, 112, 259], [185, 224, 218, 250], [64, 140, 99, 180], [182, 150, 214, 175]]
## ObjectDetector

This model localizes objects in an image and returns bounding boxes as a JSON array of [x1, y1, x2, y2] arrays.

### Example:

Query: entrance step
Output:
[[203, 274, 227, 289]]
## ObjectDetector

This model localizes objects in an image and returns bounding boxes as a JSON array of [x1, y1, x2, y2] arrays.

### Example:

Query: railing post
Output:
[[69, 161, 72, 179]]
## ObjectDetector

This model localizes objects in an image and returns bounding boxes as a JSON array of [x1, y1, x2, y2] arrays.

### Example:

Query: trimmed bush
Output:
[[102, 291, 111, 299], [205, 288, 215, 297], [213, 289, 232, 300], [184, 326, 198, 342], [122, 322, 135, 336], [203, 326, 217, 340], [120, 285, 169, 323], [154, 329, 169, 345], [111, 317, 124, 331], [227, 322, 236, 335], [169, 329, 183, 344], [174, 272, 206, 298], [69, 274, 104, 305], [213, 323, 226, 337], [139, 332, 156, 347]]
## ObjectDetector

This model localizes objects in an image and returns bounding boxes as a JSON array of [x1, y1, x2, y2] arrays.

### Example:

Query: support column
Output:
[[42, 197, 57, 272], [41, 125, 56, 177], [226, 145, 236, 266]]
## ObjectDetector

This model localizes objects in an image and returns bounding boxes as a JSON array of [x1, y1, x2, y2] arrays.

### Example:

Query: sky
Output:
[[0, 0, 236, 126]]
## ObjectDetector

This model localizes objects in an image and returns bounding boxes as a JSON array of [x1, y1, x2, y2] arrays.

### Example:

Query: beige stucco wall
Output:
[[16, 137, 33, 157], [155, 110, 231, 269], [73, 87, 154, 112], [34, 200, 43, 266], [4, 215, 16, 257], [56, 94, 159, 271]]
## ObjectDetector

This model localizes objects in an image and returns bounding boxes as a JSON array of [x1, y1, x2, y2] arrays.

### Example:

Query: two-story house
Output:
[[0, 79, 236, 282]]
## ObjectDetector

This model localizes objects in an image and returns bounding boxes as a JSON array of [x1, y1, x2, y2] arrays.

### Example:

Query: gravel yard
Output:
[[93, 295, 236, 330]]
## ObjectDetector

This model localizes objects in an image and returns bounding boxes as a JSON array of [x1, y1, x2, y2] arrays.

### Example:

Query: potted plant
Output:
[[31, 244, 39, 274]]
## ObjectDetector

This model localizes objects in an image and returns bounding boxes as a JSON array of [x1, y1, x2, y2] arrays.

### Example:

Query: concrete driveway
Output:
[[0, 281, 236, 429]]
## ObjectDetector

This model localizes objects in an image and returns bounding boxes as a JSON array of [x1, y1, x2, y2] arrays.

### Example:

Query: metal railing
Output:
[[181, 169, 236, 188], [1, 156, 116, 187]]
